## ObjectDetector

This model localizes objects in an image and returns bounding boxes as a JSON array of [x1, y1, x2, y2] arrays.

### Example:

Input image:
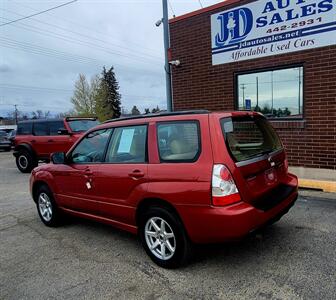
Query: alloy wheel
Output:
[[38, 192, 53, 222], [145, 217, 176, 260]]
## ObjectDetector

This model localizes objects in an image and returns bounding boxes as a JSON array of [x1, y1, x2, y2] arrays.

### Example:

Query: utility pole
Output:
[[14, 104, 18, 125], [240, 84, 246, 109], [271, 72, 274, 114], [256, 77, 259, 110], [162, 0, 173, 112]]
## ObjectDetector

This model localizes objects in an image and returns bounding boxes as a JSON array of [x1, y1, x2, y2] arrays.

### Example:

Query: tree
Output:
[[55, 109, 76, 118], [144, 108, 150, 114], [71, 74, 96, 116], [152, 105, 160, 113], [31, 110, 50, 119], [131, 105, 140, 115], [99, 66, 121, 120], [121, 107, 128, 116]]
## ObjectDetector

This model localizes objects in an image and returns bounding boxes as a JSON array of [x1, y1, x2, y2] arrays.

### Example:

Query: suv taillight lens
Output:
[[212, 164, 241, 206]]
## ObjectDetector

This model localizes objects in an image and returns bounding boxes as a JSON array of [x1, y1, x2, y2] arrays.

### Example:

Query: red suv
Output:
[[14, 117, 99, 173], [30, 111, 298, 268]]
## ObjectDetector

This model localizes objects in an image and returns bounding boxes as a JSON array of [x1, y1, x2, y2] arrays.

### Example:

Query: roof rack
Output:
[[103, 110, 210, 124]]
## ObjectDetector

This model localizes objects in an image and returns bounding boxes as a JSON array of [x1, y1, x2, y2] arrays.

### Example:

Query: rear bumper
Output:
[[176, 182, 298, 244], [0, 142, 11, 148]]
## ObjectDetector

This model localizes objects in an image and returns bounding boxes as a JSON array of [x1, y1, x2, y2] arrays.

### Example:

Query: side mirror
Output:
[[58, 129, 70, 135], [51, 152, 66, 164]]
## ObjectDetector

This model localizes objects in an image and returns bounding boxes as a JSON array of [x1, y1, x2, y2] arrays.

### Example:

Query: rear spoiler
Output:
[[65, 117, 98, 121]]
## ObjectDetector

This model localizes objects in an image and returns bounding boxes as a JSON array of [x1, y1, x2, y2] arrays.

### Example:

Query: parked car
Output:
[[30, 110, 298, 268], [14, 117, 99, 173], [0, 130, 11, 151]]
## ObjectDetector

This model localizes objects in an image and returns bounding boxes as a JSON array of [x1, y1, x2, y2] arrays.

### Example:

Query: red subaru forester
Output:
[[30, 110, 298, 268]]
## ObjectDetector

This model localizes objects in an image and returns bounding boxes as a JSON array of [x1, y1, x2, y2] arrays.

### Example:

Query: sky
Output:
[[0, 0, 220, 117]]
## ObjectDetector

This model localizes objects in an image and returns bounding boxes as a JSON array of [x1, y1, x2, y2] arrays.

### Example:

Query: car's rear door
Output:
[[147, 115, 213, 207], [87, 124, 149, 225]]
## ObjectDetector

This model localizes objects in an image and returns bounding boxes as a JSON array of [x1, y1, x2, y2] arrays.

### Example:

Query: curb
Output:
[[298, 179, 336, 193]]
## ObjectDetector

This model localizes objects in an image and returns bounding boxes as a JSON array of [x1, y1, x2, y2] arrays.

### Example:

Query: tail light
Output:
[[212, 164, 241, 206]]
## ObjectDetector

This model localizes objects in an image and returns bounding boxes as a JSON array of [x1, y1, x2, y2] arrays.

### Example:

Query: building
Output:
[[169, 0, 336, 170]]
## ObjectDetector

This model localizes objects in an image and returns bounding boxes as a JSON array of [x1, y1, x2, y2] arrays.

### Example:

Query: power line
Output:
[[0, 84, 164, 99], [0, 9, 162, 62], [0, 16, 161, 65], [0, 84, 73, 93], [197, 0, 203, 8], [0, 36, 162, 73], [0, 36, 103, 65], [11, 1, 160, 56], [0, 0, 78, 27], [168, 1, 176, 17]]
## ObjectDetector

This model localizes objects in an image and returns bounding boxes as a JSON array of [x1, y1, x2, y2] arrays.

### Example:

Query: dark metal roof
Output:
[[103, 110, 210, 124], [17, 118, 63, 124], [17, 116, 97, 124]]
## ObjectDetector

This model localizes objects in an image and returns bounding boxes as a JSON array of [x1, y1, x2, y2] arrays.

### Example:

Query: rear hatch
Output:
[[0, 131, 8, 142], [221, 114, 295, 211]]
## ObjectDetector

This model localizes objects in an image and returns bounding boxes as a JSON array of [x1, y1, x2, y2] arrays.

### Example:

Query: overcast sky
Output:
[[0, 0, 220, 117]]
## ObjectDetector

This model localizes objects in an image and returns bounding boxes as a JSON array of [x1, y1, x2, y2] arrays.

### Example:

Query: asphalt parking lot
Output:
[[1, 151, 335, 300]]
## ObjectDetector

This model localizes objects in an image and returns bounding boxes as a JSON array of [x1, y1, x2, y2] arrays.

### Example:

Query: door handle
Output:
[[84, 168, 93, 176], [48, 139, 54, 142], [128, 169, 145, 179], [30, 140, 36, 143]]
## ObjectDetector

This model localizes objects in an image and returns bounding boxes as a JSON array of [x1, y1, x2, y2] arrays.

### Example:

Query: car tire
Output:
[[35, 184, 62, 227], [16, 149, 37, 173], [139, 206, 192, 269]]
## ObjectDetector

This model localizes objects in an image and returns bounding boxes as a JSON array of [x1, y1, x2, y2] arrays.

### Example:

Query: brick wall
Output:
[[169, 1, 336, 170]]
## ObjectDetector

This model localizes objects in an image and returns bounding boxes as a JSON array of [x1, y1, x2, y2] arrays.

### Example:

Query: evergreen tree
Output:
[[100, 66, 121, 120], [144, 108, 150, 114], [131, 106, 140, 115], [152, 105, 160, 113]]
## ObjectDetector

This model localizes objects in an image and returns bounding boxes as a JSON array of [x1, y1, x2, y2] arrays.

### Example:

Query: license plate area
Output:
[[264, 167, 277, 185]]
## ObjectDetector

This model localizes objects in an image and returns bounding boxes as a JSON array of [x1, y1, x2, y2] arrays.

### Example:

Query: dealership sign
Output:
[[211, 0, 336, 65]]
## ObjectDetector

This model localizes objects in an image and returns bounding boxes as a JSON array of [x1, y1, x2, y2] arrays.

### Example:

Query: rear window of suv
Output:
[[67, 120, 99, 133], [17, 122, 33, 135], [221, 115, 282, 162]]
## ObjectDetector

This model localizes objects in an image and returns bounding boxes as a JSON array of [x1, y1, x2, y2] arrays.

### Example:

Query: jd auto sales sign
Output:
[[211, 0, 336, 65]]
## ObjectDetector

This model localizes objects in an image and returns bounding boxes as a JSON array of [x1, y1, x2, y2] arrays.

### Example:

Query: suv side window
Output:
[[157, 121, 200, 162], [17, 122, 32, 135], [70, 129, 112, 164], [106, 125, 147, 163], [49, 121, 66, 136], [33, 122, 49, 136]]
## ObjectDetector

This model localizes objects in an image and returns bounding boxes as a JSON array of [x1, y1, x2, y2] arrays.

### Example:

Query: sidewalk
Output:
[[289, 167, 336, 193]]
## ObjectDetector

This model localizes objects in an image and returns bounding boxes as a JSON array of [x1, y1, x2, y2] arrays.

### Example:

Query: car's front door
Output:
[[87, 124, 149, 225], [53, 128, 113, 214]]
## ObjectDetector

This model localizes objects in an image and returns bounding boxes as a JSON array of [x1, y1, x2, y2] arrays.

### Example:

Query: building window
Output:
[[237, 66, 303, 119]]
